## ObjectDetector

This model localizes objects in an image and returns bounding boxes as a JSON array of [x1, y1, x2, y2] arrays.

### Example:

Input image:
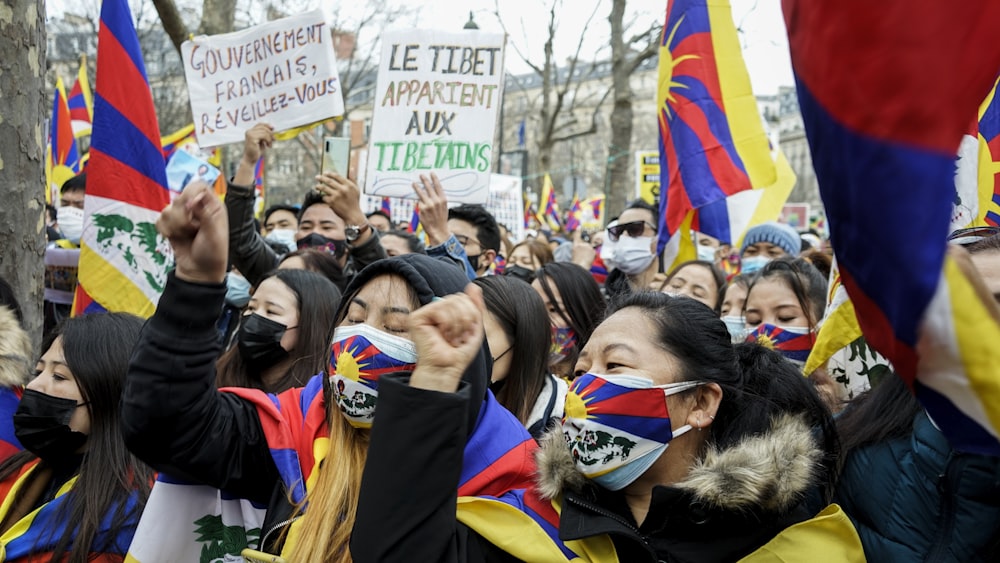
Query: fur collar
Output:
[[536, 413, 821, 514], [0, 305, 32, 388]]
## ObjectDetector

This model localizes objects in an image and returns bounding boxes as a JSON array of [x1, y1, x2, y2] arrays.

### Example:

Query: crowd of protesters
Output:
[[1, 114, 999, 563]]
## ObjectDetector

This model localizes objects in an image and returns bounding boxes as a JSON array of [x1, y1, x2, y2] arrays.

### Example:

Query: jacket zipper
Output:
[[565, 495, 659, 561], [926, 454, 959, 563], [259, 516, 301, 554]]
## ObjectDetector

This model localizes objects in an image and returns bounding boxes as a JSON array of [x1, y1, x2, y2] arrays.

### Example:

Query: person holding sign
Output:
[[226, 123, 387, 287]]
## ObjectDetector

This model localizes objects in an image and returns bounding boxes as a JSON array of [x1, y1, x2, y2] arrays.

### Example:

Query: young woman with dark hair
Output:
[[216, 268, 342, 392], [474, 276, 566, 438], [743, 257, 827, 369], [531, 292, 861, 561], [0, 313, 154, 562], [658, 259, 726, 310], [532, 262, 606, 379]]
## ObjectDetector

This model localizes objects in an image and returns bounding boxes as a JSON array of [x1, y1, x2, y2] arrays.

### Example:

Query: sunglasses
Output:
[[607, 220, 657, 242], [947, 226, 1000, 247]]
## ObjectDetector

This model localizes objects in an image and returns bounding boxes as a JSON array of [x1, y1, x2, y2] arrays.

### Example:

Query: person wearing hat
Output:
[[739, 222, 802, 275]]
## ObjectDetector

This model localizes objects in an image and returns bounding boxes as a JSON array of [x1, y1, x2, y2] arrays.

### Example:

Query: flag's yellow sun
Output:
[[336, 350, 362, 382], [658, 15, 699, 118], [564, 389, 590, 420], [756, 334, 776, 350]]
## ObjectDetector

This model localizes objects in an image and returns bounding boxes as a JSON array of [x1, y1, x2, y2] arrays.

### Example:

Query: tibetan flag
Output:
[[46, 78, 80, 205], [254, 156, 265, 189], [74, 0, 172, 318], [380, 197, 392, 216], [67, 56, 94, 138], [657, 0, 788, 272], [540, 174, 562, 231], [565, 195, 581, 232], [696, 151, 796, 246], [746, 324, 815, 367], [785, 0, 1000, 455], [973, 78, 1000, 227], [160, 123, 196, 162], [408, 204, 420, 234], [523, 202, 535, 229]]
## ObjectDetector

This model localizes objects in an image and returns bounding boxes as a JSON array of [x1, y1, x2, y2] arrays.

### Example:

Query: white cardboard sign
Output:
[[364, 29, 505, 204], [181, 10, 344, 147]]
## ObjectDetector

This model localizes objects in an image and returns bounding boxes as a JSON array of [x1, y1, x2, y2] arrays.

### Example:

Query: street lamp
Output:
[[463, 11, 479, 30]]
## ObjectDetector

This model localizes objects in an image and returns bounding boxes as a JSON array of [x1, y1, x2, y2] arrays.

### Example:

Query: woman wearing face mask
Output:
[[602, 201, 661, 299], [535, 293, 863, 561], [474, 276, 565, 439], [718, 274, 753, 343], [658, 260, 726, 310], [532, 262, 607, 380], [503, 240, 553, 284], [217, 268, 341, 392], [0, 313, 154, 562], [743, 258, 827, 370], [123, 184, 567, 562]]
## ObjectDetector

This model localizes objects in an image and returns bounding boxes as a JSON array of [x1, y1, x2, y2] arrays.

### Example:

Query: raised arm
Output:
[[227, 123, 280, 286], [122, 182, 278, 503]]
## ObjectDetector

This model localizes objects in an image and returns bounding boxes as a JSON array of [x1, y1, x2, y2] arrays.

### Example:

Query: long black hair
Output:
[[534, 262, 606, 366], [216, 269, 342, 393], [473, 276, 550, 424], [0, 313, 154, 563], [606, 292, 841, 505]]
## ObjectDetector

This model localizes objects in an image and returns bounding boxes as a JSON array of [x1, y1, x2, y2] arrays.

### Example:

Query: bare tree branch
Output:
[[150, 0, 189, 55]]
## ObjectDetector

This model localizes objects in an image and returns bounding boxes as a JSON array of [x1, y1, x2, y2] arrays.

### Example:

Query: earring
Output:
[[697, 415, 702, 431]]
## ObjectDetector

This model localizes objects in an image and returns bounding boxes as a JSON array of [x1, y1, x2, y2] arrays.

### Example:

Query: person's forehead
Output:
[[617, 208, 654, 224], [301, 204, 341, 223], [448, 218, 477, 236], [267, 210, 297, 223]]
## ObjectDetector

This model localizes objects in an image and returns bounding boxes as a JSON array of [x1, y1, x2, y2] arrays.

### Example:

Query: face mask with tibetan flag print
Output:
[[561, 372, 700, 491], [329, 324, 418, 428], [745, 323, 815, 367]]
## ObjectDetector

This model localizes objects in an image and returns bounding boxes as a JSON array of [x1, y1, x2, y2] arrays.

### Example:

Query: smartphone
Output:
[[321, 137, 351, 176], [241, 548, 287, 563]]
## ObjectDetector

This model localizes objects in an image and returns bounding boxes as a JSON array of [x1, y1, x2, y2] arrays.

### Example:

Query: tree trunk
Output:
[[0, 0, 47, 352], [198, 0, 238, 35], [606, 0, 634, 220], [151, 0, 189, 55]]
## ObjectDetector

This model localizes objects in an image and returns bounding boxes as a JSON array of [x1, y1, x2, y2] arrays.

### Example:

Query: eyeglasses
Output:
[[607, 220, 657, 242], [454, 234, 482, 248], [947, 226, 1000, 247]]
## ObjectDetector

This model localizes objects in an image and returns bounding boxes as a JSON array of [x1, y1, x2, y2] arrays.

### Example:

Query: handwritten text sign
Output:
[[364, 30, 506, 204], [181, 10, 344, 147]]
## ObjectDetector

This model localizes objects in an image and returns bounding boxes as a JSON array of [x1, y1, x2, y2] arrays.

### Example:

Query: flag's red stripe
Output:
[[96, 25, 161, 150], [87, 148, 171, 211]]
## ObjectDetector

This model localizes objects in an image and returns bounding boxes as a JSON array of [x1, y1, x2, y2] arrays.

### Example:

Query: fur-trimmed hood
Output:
[[0, 305, 32, 388], [536, 413, 822, 514]]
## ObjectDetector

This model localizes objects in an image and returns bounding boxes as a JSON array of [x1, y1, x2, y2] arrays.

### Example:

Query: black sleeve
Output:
[[351, 374, 502, 563], [347, 228, 388, 273], [121, 272, 279, 505], [226, 180, 279, 287]]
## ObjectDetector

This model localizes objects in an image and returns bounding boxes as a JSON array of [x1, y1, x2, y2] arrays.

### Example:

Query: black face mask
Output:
[[503, 265, 535, 283], [466, 253, 481, 273], [238, 314, 293, 371], [297, 233, 348, 259], [13, 389, 88, 462]]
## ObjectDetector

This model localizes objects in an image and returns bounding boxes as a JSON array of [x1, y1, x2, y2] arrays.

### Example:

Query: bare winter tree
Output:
[[495, 0, 613, 194], [605, 0, 659, 219], [0, 0, 47, 350]]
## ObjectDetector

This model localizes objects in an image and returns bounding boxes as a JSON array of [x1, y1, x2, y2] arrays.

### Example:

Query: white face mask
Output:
[[720, 316, 748, 343], [56, 206, 84, 241], [265, 228, 297, 253], [599, 224, 619, 271], [612, 236, 656, 275], [697, 245, 717, 262]]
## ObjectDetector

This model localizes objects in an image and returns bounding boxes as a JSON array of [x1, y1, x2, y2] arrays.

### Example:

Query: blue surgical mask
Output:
[[225, 272, 252, 308], [740, 256, 771, 275], [721, 316, 747, 343]]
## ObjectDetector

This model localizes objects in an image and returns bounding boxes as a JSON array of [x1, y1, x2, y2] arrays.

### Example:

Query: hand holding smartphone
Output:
[[321, 137, 351, 177]]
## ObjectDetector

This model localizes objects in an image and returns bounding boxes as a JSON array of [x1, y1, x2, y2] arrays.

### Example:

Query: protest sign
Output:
[[181, 10, 344, 147], [364, 29, 506, 204], [635, 150, 660, 204], [485, 174, 525, 242], [165, 150, 221, 195]]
